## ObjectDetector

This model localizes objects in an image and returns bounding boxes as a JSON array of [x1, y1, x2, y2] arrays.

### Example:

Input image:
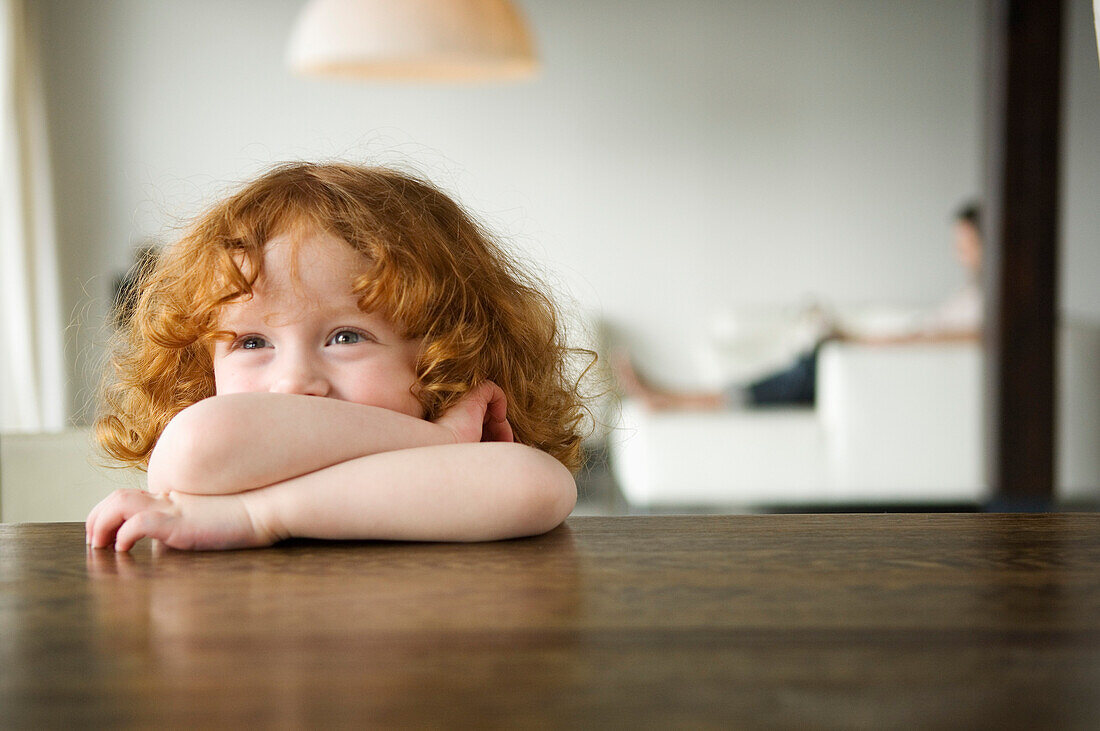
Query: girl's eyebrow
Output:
[[218, 301, 392, 334], [213, 306, 252, 328]]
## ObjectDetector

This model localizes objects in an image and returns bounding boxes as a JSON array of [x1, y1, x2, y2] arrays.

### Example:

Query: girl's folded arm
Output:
[[245, 441, 577, 543], [147, 392, 455, 496], [89, 442, 575, 550]]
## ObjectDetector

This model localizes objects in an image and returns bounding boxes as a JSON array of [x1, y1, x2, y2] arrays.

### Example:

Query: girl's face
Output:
[[211, 227, 425, 418]]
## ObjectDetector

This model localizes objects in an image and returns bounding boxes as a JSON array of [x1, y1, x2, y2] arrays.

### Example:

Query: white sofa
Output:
[[608, 321, 1100, 509]]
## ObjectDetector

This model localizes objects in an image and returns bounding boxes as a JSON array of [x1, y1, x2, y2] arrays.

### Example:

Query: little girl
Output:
[[86, 162, 588, 551]]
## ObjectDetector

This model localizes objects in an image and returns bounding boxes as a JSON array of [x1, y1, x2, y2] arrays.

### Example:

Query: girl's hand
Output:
[[86, 488, 279, 552], [433, 380, 515, 445]]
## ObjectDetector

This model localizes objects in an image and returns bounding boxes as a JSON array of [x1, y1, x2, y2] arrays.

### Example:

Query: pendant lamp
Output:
[[287, 0, 538, 82]]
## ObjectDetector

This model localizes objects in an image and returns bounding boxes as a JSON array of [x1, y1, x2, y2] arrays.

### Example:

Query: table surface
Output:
[[2, 515, 1099, 728]]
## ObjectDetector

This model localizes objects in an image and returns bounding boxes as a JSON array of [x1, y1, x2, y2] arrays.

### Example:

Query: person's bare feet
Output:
[[610, 347, 649, 399], [610, 348, 726, 411]]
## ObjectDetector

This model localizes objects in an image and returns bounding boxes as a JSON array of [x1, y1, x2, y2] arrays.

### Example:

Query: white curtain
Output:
[[1, 0, 66, 431]]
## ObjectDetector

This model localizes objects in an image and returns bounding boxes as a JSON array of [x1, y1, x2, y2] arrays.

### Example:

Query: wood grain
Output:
[[2, 515, 1098, 728]]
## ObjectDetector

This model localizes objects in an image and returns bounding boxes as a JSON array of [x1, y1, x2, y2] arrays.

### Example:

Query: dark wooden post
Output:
[[982, 0, 1063, 507]]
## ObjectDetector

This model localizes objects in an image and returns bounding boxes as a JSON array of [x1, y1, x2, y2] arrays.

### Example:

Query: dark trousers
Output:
[[746, 345, 819, 406]]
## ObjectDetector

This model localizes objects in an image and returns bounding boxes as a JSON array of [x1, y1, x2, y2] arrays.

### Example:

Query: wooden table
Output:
[[2, 515, 1099, 728]]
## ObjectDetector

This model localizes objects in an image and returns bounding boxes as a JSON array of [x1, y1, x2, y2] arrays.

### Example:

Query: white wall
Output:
[[1064, 0, 1100, 323], [34, 0, 1098, 419]]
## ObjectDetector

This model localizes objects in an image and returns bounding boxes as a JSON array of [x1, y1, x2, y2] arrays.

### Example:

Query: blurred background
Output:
[[2, 0, 1099, 519]]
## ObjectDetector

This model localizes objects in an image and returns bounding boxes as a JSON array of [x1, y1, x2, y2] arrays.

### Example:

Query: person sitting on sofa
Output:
[[613, 202, 984, 411]]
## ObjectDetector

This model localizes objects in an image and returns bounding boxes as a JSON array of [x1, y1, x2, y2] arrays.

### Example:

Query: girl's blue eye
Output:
[[238, 336, 270, 350], [328, 329, 366, 346]]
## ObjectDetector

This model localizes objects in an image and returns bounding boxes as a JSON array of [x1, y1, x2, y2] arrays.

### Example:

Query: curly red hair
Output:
[[97, 162, 591, 472]]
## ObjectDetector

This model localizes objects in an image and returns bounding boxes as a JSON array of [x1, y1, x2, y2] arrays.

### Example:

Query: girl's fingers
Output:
[[436, 380, 513, 444], [85, 489, 129, 543], [479, 380, 511, 441], [88, 489, 163, 549], [483, 383, 509, 424], [88, 491, 131, 548], [85, 495, 110, 544], [115, 511, 176, 553], [484, 416, 514, 443]]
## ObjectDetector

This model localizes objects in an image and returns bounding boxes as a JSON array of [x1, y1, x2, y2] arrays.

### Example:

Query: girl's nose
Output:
[[269, 358, 331, 397]]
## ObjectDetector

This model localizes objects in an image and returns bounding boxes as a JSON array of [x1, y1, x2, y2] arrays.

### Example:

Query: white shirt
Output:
[[915, 281, 982, 335]]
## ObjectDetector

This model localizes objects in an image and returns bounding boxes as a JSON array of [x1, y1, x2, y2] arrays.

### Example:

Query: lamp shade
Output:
[[287, 0, 538, 81]]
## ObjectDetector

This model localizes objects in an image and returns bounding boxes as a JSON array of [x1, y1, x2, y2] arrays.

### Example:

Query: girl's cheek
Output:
[[212, 364, 252, 395], [223, 375, 265, 395]]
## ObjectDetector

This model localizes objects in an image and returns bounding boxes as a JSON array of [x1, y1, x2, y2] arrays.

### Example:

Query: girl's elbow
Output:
[[519, 448, 577, 536], [546, 461, 578, 527], [148, 399, 232, 493]]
